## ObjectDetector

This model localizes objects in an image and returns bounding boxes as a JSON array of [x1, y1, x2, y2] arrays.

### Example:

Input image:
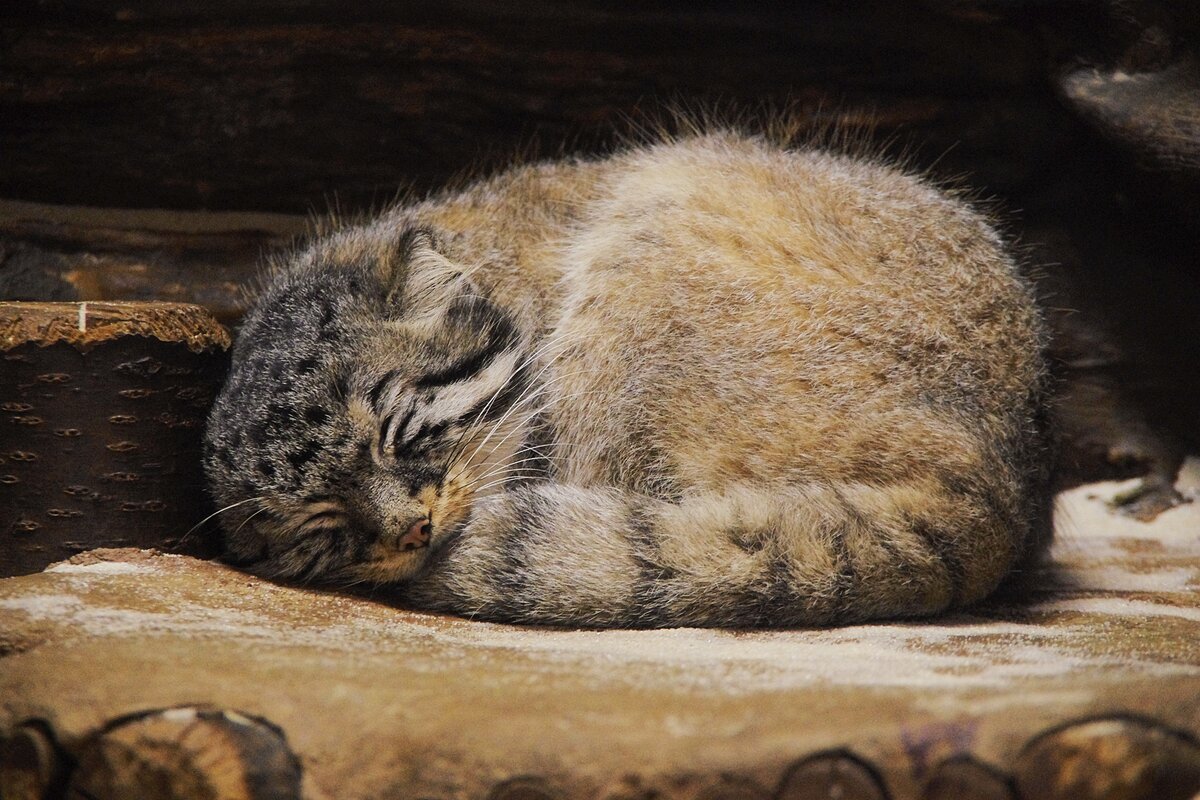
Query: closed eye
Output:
[[393, 418, 451, 458], [378, 397, 418, 459], [295, 508, 348, 533]]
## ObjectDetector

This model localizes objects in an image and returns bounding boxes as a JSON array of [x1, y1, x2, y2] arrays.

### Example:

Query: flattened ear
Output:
[[384, 228, 476, 327]]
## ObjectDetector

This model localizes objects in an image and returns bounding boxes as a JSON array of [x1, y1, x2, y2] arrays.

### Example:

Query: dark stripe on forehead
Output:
[[443, 358, 532, 435], [415, 318, 518, 389], [367, 369, 400, 408]]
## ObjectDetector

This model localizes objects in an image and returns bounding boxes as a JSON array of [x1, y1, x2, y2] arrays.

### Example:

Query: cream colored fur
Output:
[[392, 132, 1051, 625], [207, 129, 1051, 627]]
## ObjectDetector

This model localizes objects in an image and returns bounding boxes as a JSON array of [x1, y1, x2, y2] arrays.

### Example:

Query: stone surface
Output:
[[0, 464, 1198, 799]]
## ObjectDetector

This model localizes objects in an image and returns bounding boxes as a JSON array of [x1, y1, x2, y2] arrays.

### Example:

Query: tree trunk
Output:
[[0, 301, 230, 576]]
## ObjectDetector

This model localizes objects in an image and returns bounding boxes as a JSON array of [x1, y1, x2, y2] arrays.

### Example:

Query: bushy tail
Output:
[[406, 478, 1047, 628]]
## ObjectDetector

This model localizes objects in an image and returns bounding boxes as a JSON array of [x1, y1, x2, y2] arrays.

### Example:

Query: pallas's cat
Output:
[[204, 130, 1052, 627]]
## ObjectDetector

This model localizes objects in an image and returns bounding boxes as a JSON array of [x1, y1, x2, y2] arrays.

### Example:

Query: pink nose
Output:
[[398, 518, 432, 551]]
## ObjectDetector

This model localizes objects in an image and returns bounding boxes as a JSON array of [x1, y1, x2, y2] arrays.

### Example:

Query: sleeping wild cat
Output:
[[203, 128, 1053, 628]]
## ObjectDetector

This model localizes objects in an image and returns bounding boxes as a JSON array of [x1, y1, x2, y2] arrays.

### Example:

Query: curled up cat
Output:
[[203, 128, 1053, 628]]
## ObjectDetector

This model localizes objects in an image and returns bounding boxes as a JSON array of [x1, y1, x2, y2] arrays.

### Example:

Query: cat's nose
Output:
[[398, 517, 432, 551]]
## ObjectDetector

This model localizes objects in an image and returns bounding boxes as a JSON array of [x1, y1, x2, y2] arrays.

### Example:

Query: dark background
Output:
[[2, 0, 1198, 504]]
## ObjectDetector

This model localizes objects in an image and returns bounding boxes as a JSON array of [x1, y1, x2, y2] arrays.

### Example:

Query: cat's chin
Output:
[[344, 546, 432, 585]]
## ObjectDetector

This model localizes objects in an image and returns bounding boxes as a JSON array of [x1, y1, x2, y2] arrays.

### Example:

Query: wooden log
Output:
[[1060, 59, 1200, 178], [695, 776, 769, 800], [1013, 716, 1200, 800], [0, 301, 230, 577], [1050, 368, 1188, 519], [0, 1, 1057, 213], [0, 199, 307, 324], [1059, 58, 1200, 228], [920, 757, 1015, 800], [1026, 223, 1197, 514], [65, 706, 302, 800], [775, 751, 888, 800], [0, 722, 67, 800], [490, 778, 562, 800]]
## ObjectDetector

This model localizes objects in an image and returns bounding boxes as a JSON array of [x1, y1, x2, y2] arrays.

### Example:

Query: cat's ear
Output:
[[384, 228, 476, 327]]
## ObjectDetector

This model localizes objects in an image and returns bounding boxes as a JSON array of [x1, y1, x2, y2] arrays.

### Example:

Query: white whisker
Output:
[[453, 412, 593, 490], [451, 370, 596, 479], [469, 474, 546, 496], [454, 385, 606, 482], [179, 495, 265, 543], [449, 333, 579, 448], [445, 334, 577, 466], [456, 456, 554, 490], [232, 506, 271, 537]]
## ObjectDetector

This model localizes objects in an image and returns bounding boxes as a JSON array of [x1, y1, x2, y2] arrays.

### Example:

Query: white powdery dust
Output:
[[3, 586, 1198, 692], [407, 616, 1200, 692], [1030, 598, 1200, 623], [1057, 564, 1198, 594], [45, 561, 159, 576], [0, 594, 86, 616], [0, 592, 362, 646], [8, 586, 1177, 691]]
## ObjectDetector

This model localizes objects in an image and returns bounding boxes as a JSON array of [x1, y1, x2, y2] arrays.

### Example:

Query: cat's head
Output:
[[203, 228, 532, 584]]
